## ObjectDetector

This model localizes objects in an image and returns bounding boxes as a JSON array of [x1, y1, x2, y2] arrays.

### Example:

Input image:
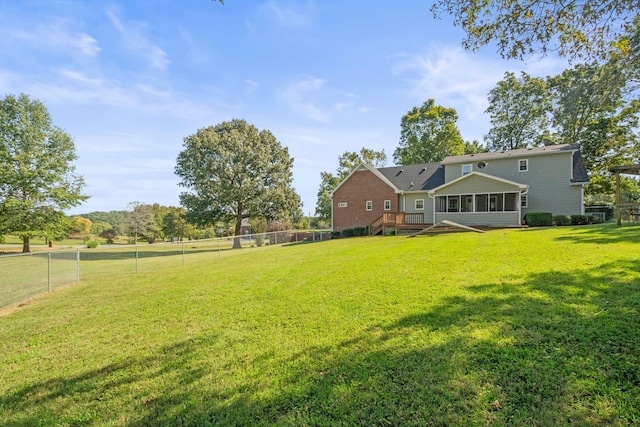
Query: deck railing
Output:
[[369, 212, 426, 235]]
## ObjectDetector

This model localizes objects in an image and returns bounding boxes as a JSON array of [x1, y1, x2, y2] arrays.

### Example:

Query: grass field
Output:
[[1, 224, 639, 426]]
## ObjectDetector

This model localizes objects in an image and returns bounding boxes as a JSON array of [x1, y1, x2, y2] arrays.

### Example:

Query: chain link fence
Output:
[[0, 230, 332, 309]]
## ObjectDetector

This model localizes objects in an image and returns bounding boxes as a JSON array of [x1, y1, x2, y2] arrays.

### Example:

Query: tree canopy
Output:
[[175, 119, 301, 247], [430, 0, 640, 61], [485, 71, 551, 151], [315, 148, 387, 221], [394, 99, 465, 165], [0, 93, 88, 252]]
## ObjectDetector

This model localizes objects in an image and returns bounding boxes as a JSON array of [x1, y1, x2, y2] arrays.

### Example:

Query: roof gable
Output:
[[330, 163, 399, 196]]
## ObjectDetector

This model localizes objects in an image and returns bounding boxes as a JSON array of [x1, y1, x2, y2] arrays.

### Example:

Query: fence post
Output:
[[77, 248, 80, 282], [48, 251, 51, 292]]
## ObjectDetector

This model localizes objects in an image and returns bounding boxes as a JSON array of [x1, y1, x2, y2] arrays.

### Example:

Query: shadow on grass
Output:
[[2, 262, 639, 425], [552, 223, 640, 245]]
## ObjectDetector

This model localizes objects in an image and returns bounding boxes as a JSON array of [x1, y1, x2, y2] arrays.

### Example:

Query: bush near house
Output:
[[353, 227, 366, 236], [524, 212, 553, 227], [341, 228, 354, 238], [553, 215, 571, 226]]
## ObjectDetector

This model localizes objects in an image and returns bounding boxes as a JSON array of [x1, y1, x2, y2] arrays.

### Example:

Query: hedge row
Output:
[[338, 226, 368, 238], [525, 212, 604, 227]]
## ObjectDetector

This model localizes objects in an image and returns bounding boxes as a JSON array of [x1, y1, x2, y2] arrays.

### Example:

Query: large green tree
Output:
[[485, 71, 551, 151], [121, 202, 159, 244], [0, 93, 88, 252], [394, 99, 465, 165], [430, 0, 640, 61], [315, 147, 387, 221], [175, 119, 301, 248], [549, 62, 640, 195]]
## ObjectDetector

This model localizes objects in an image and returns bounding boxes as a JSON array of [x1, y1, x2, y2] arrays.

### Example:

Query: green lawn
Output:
[[1, 224, 639, 426]]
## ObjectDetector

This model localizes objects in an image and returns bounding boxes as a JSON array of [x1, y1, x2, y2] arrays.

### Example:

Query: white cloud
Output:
[[106, 9, 170, 70], [0, 20, 100, 58], [264, 0, 314, 29], [280, 75, 354, 123], [390, 44, 567, 140]]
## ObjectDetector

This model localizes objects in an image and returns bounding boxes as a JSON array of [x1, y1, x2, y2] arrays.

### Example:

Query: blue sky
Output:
[[0, 0, 568, 215]]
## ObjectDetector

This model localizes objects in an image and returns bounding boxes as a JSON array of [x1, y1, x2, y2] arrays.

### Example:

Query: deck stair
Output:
[[369, 212, 429, 235]]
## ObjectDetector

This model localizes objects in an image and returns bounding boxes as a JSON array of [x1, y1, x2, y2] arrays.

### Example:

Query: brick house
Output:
[[331, 144, 589, 234]]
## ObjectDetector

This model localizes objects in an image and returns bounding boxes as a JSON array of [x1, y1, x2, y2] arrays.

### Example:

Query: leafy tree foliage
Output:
[[99, 229, 117, 244], [430, 0, 640, 61], [0, 94, 88, 252], [175, 119, 301, 248], [394, 99, 465, 165], [463, 140, 488, 154], [315, 147, 387, 221], [81, 211, 127, 233], [70, 215, 92, 236], [485, 72, 551, 150], [161, 206, 190, 242], [548, 62, 640, 195], [121, 202, 158, 244]]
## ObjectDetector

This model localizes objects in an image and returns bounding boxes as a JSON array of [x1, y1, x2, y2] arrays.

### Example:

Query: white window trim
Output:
[[415, 199, 425, 210], [521, 194, 528, 208], [366, 200, 373, 211], [462, 164, 473, 175], [384, 199, 391, 211], [519, 159, 529, 172], [337, 202, 348, 208]]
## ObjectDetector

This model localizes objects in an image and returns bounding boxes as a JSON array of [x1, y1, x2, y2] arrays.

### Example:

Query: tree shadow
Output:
[[552, 224, 640, 245], [2, 261, 639, 425]]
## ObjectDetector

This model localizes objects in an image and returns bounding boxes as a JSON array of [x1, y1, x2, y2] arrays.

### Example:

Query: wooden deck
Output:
[[369, 212, 431, 235]]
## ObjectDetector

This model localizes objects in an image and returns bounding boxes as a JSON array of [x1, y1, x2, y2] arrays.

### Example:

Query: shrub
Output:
[[341, 228, 354, 238], [353, 227, 365, 236], [589, 215, 604, 224], [331, 231, 341, 239], [525, 212, 553, 227], [0, 235, 5, 244], [570, 214, 590, 225], [99, 229, 117, 244], [86, 240, 100, 249], [553, 215, 571, 226]]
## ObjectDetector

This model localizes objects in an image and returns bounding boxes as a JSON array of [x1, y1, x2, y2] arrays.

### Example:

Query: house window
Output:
[[461, 195, 473, 212], [435, 196, 446, 212], [366, 200, 373, 211], [519, 159, 528, 172], [462, 164, 473, 175], [475, 194, 488, 212], [521, 195, 528, 208], [447, 196, 459, 212], [384, 200, 391, 210], [338, 202, 348, 208], [415, 199, 424, 210]]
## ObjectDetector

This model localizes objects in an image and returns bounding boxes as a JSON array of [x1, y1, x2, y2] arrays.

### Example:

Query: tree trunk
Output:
[[233, 201, 243, 249], [22, 236, 30, 253]]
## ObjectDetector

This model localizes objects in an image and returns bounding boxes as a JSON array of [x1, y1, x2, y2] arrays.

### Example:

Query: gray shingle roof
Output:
[[572, 150, 590, 183], [377, 163, 444, 191], [442, 143, 580, 164]]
